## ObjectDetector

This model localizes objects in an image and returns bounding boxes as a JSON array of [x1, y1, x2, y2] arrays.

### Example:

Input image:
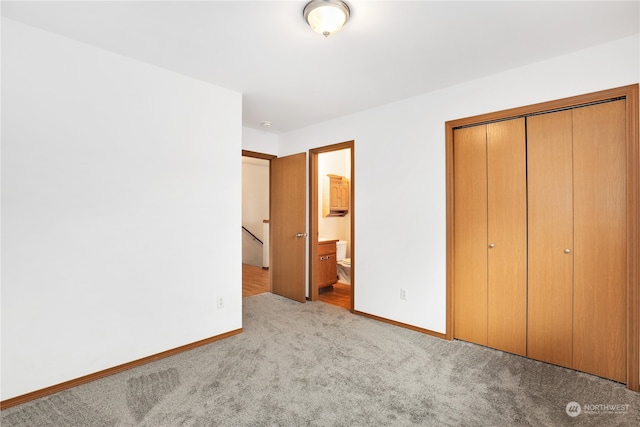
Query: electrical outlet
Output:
[[400, 288, 407, 300], [217, 296, 225, 309]]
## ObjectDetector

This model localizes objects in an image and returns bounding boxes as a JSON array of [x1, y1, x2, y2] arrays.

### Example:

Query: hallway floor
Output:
[[242, 264, 351, 310]]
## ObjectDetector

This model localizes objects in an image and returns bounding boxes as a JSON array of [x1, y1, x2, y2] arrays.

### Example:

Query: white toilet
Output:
[[336, 240, 347, 261], [336, 240, 351, 284]]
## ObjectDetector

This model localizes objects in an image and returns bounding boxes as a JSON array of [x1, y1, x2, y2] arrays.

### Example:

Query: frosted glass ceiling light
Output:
[[303, 0, 350, 37]]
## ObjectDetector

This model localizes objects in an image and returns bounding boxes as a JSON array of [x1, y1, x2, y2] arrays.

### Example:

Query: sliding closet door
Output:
[[486, 119, 527, 356], [572, 100, 627, 383], [453, 125, 488, 346], [527, 110, 574, 368]]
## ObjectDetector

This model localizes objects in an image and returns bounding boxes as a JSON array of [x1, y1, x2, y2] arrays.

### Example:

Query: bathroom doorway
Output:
[[309, 141, 354, 311]]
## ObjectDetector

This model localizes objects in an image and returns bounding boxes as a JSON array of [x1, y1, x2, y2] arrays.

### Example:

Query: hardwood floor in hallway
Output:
[[242, 264, 351, 311], [242, 264, 270, 298]]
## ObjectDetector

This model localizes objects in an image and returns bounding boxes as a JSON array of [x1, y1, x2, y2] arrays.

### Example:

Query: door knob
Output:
[[564, 248, 571, 254], [296, 233, 308, 238], [489, 243, 495, 249]]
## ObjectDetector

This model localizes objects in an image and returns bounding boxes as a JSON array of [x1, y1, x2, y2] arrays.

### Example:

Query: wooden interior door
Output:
[[270, 152, 307, 303], [486, 119, 527, 356], [572, 100, 627, 382], [527, 110, 574, 368], [453, 125, 488, 346]]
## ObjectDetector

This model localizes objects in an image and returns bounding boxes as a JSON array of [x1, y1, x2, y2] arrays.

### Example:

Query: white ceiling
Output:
[[2, 1, 638, 134]]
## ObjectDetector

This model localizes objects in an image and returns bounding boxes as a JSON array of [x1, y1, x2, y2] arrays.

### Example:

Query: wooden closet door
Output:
[[486, 119, 527, 356], [572, 100, 627, 382], [453, 125, 488, 346], [527, 110, 574, 368]]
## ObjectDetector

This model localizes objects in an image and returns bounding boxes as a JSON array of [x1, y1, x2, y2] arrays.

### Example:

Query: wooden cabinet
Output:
[[318, 240, 338, 288], [323, 174, 349, 217], [527, 100, 626, 382], [453, 118, 527, 356]]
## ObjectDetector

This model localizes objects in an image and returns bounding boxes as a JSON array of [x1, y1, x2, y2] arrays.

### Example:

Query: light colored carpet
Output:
[[2, 292, 639, 426]]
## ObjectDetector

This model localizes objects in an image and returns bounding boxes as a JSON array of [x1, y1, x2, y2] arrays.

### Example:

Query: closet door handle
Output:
[[296, 233, 308, 238], [489, 243, 495, 249], [564, 248, 571, 254]]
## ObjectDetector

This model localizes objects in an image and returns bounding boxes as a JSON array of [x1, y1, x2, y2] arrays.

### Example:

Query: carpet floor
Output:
[[2, 292, 639, 426]]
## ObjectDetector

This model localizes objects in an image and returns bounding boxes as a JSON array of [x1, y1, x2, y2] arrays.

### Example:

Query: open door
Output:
[[270, 152, 307, 302]]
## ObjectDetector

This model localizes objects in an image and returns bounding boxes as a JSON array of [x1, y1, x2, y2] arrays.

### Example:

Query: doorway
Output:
[[242, 149, 308, 303], [309, 141, 355, 311], [241, 150, 274, 298]]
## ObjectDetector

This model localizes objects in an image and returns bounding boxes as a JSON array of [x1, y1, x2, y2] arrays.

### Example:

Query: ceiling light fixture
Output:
[[303, 0, 350, 38]]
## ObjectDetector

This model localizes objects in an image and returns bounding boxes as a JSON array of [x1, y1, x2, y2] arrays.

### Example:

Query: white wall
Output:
[[1, 18, 242, 400], [242, 126, 278, 156], [279, 34, 640, 334]]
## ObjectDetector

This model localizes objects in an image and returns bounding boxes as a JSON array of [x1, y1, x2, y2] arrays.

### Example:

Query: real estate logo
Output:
[[566, 401, 630, 417], [566, 401, 581, 417]]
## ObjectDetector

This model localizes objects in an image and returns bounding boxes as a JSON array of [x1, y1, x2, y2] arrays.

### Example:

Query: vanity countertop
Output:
[[318, 238, 338, 244]]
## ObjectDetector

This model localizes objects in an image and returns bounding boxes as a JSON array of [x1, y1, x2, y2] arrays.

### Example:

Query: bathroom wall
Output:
[[318, 149, 351, 258]]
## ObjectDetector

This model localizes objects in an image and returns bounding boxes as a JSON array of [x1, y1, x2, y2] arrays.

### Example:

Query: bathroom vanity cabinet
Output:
[[323, 174, 349, 217], [318, 239, 338, 288]]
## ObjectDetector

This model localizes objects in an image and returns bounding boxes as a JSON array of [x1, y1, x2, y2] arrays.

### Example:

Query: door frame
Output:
[[242, 149, 276, 293], [309, 141, 355, 309], [445, 84, 639, 391]]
